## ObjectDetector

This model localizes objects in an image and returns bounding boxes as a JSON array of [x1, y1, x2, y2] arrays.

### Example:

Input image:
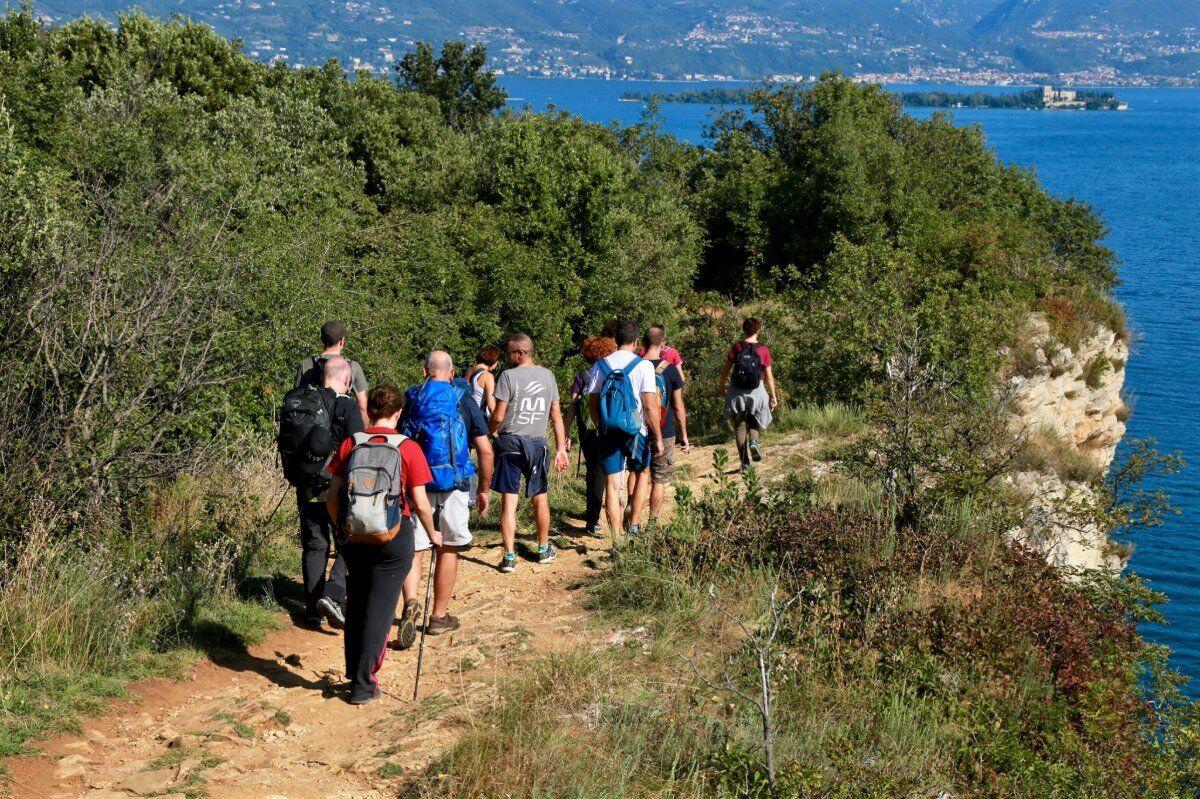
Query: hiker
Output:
[[326, 384, 439, 705], [588, 321, 663, 540], [637, 324, 686, 382], [488, 333, 570, 572], [640, 327, 690, 523], [563, 335, 618, 537], [296, 320, 370, 426], [277, 356, 363, 630], [392, 352, 493, 646], [466, 346, 500, 418], [717, 317, 778, 471]]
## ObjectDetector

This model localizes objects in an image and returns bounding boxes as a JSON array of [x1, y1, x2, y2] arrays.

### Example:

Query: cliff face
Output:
[[1005, 315, 1130, 573]]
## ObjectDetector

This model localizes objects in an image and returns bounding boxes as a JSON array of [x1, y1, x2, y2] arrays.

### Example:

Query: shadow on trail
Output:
[[190, 619, 330, 693]]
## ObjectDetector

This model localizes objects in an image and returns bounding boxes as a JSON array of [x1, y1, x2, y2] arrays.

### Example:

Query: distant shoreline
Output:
[[616, 86, 1127, 110]]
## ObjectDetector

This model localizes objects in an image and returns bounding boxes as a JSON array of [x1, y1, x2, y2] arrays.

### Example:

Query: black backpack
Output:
[[277, 384, 334, 489], [730, 341, 763, 389], [297, 354, 330, 389]]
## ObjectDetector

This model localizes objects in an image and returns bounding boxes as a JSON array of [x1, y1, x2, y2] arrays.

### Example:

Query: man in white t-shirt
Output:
[[587, 320, 663, 540]]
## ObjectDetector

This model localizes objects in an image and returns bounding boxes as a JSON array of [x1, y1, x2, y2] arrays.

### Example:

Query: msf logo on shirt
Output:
[[515, 381, 548, 427]]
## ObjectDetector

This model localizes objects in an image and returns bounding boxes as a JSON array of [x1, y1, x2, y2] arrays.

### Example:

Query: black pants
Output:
[[297, 492, 348, 616], [341, 518, 415, 701], [581, 429, 605, 529]]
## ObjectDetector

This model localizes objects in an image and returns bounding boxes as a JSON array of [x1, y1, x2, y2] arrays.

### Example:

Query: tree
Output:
[[396, 41, 507, 131]]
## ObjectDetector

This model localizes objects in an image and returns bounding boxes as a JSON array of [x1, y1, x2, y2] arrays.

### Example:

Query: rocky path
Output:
[[2, 434, 803, 799]]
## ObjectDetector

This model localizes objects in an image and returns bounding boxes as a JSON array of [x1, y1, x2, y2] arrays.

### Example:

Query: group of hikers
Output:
[[276, 317, 779, 704]]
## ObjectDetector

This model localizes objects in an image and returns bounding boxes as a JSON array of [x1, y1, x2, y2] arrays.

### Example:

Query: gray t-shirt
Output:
[[494, 365, 559, 438], [296, 355, 368, 396]]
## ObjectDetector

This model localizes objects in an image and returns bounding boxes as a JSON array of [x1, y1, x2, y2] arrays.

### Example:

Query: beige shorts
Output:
[[413, 489, 474, 551], [651, 436, 677, 485]]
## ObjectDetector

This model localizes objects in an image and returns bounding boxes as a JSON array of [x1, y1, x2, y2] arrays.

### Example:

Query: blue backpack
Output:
[[596, 356, 644, 437], [403, 381, 476, 492]]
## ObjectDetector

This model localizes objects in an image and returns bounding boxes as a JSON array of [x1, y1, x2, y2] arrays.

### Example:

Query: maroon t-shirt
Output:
[[728, 342, 772, 367]]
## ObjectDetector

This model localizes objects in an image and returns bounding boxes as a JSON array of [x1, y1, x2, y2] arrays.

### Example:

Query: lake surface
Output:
[[498, 77, 1200, 691]]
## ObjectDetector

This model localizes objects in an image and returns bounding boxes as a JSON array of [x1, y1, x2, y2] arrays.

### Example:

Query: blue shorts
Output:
[[598, 432, 651, 476], [491, 435, 549, 497]]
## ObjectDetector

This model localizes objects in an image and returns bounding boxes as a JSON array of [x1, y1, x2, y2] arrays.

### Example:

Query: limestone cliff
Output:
[[1004, 314, 1130, 573]]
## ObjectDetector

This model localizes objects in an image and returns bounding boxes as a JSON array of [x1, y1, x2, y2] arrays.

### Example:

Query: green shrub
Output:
[[1083, 354, 1112, 389]]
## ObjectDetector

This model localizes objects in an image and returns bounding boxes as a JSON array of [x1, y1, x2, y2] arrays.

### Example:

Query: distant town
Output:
[[35, 2, 1200, 87]]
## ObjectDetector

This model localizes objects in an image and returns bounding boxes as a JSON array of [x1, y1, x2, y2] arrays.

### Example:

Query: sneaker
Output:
[[586, 524, 605, 539], [316, 596, 345, 631], [749, 439, 762, 462], [626, 524, 640, 538], [498, 553, 517, 573], [426, 613, 460, 636], [304, 614, 323, 629], [537, 543, 557, 564], [739, 461, 752, 474], [394, 598, 420, 651]]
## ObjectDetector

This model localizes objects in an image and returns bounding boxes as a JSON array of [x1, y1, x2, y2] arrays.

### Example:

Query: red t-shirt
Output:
[[636, 345, 683, 367], [328, 427, 433, 517], [728, 341, 772, 367]]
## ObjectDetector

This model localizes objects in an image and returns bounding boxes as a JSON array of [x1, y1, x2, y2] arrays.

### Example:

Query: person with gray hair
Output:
[[392, 350, 494, 644], [296, 355, 363, 631]]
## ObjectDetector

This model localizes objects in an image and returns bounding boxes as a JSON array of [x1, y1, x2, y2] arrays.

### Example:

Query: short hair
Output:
[[322, 356, 352, 385], [614, 320, 639, 347], [742, 317, 761, 336], [367, 384, 405, 422], [643, 326, 666, 348], [599, 319, 621, 339], [581, 336, 617, 365], [425, 350, 453, 376], [506, 333, 533, 354], [320, 320, 346, 348], [476, 345, 501, 367]]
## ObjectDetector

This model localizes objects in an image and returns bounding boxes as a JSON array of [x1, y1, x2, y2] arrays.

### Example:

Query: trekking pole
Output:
[[574, 442, 583, 479], [412, 549, 437, 701]]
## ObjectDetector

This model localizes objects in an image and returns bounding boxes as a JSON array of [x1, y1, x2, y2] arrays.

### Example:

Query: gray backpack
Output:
[[340, 432, 407, 545]]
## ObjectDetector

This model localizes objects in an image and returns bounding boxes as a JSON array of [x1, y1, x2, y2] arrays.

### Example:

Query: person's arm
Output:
[[550, 401, 569, 471], [482, 372, 497, 416], [764, 365, 778, 410], [562, 392, 581, 451], [489, 400, 508, 436], [355, 391, 368, 427], [641, 390, 663, 456], [673, 387, 690, 452], [588, 393, 600, 429], [717, 359, 733, 396], [409, 485, 442, 548], [472, 435, 493, 516], [326, 474, 343, 527], [343, 400, 365, 438]]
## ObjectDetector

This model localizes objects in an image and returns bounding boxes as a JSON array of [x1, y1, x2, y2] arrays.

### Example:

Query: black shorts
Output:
[[490, 435, 549, 497]]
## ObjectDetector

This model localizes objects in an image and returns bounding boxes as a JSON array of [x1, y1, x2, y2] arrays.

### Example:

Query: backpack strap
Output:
[[598, 358, 614, 378], [352, 432, 405, 447]]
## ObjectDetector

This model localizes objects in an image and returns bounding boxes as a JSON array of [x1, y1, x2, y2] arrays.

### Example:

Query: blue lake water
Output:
[[498, 77, 1200, 691]]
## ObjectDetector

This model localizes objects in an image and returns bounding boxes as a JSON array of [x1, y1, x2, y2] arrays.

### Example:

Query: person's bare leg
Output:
[[431, 546, 458, 617], [628, 470, 651, 526], [500, 493, 519, 555], [402, 550, 424, 603], [531, 493, 551, 548], [604, 473, 624, 538], [649, 481, 666, 520]]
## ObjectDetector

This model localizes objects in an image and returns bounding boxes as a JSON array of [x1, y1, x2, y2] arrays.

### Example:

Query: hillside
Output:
[[33, 0, 1200, 82]]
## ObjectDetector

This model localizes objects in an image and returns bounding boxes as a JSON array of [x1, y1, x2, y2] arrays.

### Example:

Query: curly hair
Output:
[[367, 384, 405, 423], [581, 335, 617, 365]]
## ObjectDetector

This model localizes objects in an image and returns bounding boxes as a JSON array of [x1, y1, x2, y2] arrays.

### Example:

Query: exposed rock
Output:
[[53, 753, 91, 780], [115, 766, 178, 795]]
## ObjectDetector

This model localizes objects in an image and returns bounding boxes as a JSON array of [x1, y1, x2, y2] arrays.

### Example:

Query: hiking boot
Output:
[[304, 614, 323, 629], [537, 543, 558, 565], [739, 461, 752, 474], [498, 553, 517, 573], [626, 524, 640, 539], [426, 613, 460, 636], [316, 596, 345, 631], [749, 439, 762, 462], [394, 598, 420, 651], [586, 524, 605, 539]]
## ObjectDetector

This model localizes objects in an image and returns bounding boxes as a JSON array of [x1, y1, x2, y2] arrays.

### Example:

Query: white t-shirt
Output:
[[587, 350, 657, 435]]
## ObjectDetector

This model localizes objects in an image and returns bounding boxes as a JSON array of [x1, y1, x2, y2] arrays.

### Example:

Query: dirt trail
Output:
[[3, 436, 800, 799]]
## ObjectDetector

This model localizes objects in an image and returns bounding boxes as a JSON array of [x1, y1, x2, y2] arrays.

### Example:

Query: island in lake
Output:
[[621, 85, 1128, 111]]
